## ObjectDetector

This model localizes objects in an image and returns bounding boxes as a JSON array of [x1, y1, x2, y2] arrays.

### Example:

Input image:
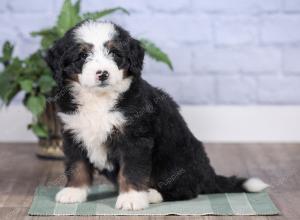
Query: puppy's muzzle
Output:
[[96, 70, 109, 82]]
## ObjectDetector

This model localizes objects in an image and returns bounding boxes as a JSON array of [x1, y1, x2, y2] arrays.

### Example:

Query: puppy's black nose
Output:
[[96, 70, 109, 81]]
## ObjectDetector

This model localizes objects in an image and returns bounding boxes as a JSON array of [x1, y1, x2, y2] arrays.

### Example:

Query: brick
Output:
[[214, 15, 259, 45], [164, 46, 193, 74], [216, 76, 257, 104], [192, 46, 281, 74], [144, 75, 215, 104], [11, 14, 56, 40], [0, 0, 7, 12], [0, 15, 18, 54], [146, 0, 190, 13], [258, 76, 300, 104], [283, 0, 300, 12], [7, 0, 53, 13], [144, 44, 193, 75], [260, 15, 300, 44], [191, 0, 281, 14], [15, 39, 40, 58], [143, 56, 171, 75], [125, 14, 212, 43], [79, 0, 148, 14], [5, 14, 57, 57], [282, 48, 300, 74]]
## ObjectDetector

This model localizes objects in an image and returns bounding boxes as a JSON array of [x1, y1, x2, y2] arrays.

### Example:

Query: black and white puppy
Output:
[[46, 20, 269, 210]]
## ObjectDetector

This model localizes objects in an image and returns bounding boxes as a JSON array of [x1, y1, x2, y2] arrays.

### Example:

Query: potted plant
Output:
[[0, 0, 173, 159]]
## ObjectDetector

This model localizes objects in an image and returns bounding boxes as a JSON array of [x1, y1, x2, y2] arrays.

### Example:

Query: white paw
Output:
[[115, 190, 149, 210], [55, 187, 88, 203], [148, 188, 163, 204]]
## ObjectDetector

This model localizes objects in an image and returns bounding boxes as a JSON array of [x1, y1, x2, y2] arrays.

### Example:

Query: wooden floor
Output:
[[0, 143, 299, 220]]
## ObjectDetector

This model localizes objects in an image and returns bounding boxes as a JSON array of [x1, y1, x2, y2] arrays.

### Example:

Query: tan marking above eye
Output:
[[68, 73, 79, 82], [79, 43, 93, 52], [104, 40, 116, 49]]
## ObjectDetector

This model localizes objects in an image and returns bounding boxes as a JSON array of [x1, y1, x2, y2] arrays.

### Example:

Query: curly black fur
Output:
[[46, 20, 248, 202]]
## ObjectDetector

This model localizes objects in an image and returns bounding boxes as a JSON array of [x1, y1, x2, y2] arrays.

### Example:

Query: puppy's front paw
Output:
[[115, 190, 149, 210], [55, 187, 88, 203]]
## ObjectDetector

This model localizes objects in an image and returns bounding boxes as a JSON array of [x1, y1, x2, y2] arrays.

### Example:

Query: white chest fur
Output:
[[59, 83, 128, 170]]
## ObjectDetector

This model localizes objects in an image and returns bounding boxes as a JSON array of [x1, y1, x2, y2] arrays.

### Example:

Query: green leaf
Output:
[[25, 95, 46, 116], [31, 28, 60, 49], [0, 57, 23, 104], [0, 72, 19, 105], [0, 84, 19, 105], [1, 41, 14, 65], [31, 28, 57, 37], [82, 7, 129, 20], [74, 0, 81, 14], [140, 39, 173, 70], [57, 0, 81, 36], [3, 85, 19, 105], [5, 57, 23, 77], [3, 41, 14, 57], [22, 51, 49, 76], [40, 37, 56, 49], [38, 75, 56, 93], [31, 123, 48, 138], [0, 73, 12, 101], [19, 79, 33, 92]]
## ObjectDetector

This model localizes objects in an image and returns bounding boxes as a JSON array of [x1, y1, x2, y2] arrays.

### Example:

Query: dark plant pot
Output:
[[37, 138, 64, 160], [36, 101, 64, 160]]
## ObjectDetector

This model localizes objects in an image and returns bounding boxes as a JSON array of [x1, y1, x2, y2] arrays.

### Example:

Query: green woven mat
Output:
[[28, 185, 279, 216]]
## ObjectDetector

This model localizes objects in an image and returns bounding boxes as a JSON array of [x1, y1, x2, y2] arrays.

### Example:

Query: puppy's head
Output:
[[46, 20, 144, 89]]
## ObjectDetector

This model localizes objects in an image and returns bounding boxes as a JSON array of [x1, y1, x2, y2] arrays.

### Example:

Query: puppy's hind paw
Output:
[[148, 188, 163, 204]]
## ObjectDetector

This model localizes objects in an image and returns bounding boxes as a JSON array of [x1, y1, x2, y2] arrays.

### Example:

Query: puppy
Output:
[[46, 20, 268, 210]]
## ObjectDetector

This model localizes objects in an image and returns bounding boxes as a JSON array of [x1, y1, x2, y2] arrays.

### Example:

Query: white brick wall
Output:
[[1, 0, 300, 105], [191, 0, 281, 14], [283, 0, 300, 12], [260, 15, 300, 44], [258, 76, 300, 104], [216, 76, 257, 104], [283, 48, 300, 73]]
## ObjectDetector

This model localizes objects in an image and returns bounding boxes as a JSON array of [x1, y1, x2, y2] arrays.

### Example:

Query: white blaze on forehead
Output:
[[74, 21, 116, 46], [72, 21, 125, 88]]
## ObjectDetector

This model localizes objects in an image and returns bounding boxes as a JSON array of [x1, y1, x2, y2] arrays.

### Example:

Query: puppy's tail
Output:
[[214, 175, 269, 193]]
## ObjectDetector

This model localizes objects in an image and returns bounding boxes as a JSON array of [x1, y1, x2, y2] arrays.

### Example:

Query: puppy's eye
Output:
[[108, 49, 114, 55], [79, 52, 88, 59], [109, 49, 122, 59]]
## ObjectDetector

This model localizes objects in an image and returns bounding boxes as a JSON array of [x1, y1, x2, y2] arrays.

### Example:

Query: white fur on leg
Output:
[[115, 190, 149, 210], [148, 188, 163, 204], [55, 187, 88, 203], [242, 178, 270, 192]]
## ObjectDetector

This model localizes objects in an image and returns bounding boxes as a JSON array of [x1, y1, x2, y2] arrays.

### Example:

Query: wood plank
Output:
[[0, 143, 298, 220]]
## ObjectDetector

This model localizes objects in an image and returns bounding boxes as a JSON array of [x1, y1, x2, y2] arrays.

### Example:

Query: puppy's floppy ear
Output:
[[45, 37, 67, 87], [128, 38, 145, 76]]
